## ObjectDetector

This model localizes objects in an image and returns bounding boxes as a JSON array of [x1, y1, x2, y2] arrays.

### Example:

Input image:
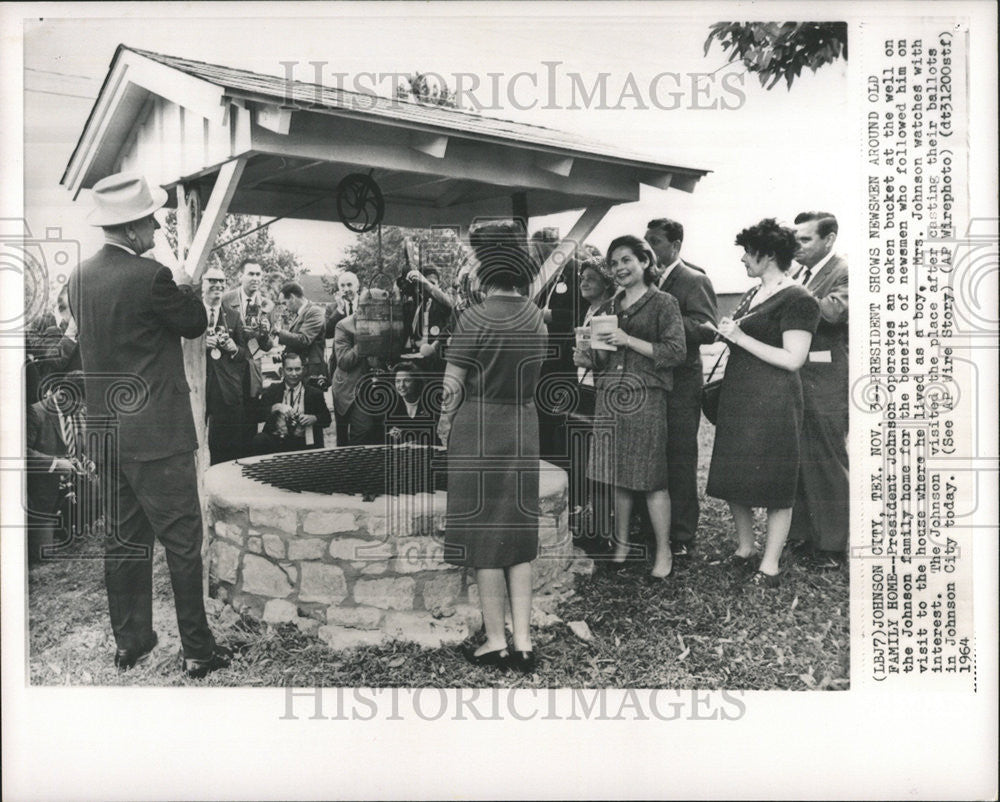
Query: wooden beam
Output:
[[641, 171, 674, 191], [174, 181, 211, 597], [535, 153, 574, 177], [175, 183, 191, 263], [511, 191, 528, 231], [251, 113, 639, 201], [670, 174, 701, 193], [255, 104, 293, 135], [529, 203, 614, 301], [409, 132, 449, 159], [184, 156, 247, 281]]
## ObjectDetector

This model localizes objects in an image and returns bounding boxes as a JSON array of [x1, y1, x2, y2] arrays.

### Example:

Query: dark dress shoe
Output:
[[670, 542, 693, 558], [748, 570, 782, 589], [184, 644, 233, 679], [461, 645, 510, 670], [114, 632, 158, 671], [508, 650, 537, 674], [809, 551, 845, 571]]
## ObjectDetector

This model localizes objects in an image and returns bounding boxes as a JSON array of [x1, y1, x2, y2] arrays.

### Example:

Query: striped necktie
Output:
[[59, 408, 78, 460]]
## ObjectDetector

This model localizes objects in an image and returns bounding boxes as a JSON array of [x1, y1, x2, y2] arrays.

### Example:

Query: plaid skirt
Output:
[[587, 385, 669, 492]]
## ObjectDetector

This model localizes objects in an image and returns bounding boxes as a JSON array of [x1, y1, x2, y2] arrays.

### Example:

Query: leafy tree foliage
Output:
[[394, 72, 460, 108], [704, 22, 848, 90], [163, 210, 304, 297]]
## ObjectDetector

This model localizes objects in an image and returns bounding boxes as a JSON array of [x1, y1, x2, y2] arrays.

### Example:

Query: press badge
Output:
[[808, 350, 832, 363]]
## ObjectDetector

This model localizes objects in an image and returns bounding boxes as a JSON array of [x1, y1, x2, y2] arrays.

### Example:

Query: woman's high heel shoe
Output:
[[461, 645, 510, 670], [508, 650, 537, 674]]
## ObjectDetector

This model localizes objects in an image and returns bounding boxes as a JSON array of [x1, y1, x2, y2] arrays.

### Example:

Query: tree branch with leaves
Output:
[[705, 22, 848, 90]]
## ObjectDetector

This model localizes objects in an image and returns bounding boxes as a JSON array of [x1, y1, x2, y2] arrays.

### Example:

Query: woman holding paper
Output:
[[574, 235, 686, 577], [706, 219, 820, 588]]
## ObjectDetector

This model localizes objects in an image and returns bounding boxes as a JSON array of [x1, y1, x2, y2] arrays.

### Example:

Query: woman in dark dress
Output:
[[438, 224, 548, 672], [707, 219, 821, 587], [575, 236, 687, 578]]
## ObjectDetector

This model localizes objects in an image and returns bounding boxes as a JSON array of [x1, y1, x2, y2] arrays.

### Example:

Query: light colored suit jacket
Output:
[[278, 299, 327, 374], [801, 253, 848, 412], [221, 288, 273, 398], [331, 315, 367, 417]]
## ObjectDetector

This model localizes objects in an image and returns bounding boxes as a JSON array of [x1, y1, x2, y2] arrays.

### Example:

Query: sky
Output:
[[22, 9, 850, 295]]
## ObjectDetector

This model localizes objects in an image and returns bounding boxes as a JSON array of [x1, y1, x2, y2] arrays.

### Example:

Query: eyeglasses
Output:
[[206, 278, 226, 284]]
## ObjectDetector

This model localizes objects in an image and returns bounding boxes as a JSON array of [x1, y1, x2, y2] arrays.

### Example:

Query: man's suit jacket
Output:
[[801, 254, 849, 413], [277, 299, 327, 375], [25, 400, 74, 515], [221, 288, 274, 398], [257, 381, 332, 448], [205, 302, 252, 413], [67, 245, 205, 463], [332, 315, 368, 417], [657, 259, 719, 393]]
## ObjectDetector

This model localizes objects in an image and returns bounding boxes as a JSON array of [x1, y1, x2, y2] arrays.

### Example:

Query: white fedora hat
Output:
[[87, 172, 168, 227]]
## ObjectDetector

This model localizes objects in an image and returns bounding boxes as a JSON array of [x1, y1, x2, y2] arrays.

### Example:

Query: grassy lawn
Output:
[[27, 420, 849, 689]]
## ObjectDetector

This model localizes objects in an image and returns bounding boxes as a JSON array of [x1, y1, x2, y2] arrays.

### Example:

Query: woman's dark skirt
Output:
[[444, 398, 540, 569]]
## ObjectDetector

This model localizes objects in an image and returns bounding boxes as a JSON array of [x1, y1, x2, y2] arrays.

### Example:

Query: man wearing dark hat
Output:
[[68, 172, 230, 678]]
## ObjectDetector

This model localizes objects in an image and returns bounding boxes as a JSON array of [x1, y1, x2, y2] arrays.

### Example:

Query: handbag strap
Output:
[[705, 346, 728, 383]]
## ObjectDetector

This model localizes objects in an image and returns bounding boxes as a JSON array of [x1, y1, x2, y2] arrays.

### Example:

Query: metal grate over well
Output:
[[240, 444, 447, 499]]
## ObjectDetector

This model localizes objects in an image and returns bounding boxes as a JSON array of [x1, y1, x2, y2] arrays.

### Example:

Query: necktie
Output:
[[208, 306, 217, 329], [245, 298, 252, 320], [60, 408, 78, 460], [799, 266, 813, 285], [347, 300, 353, 316]]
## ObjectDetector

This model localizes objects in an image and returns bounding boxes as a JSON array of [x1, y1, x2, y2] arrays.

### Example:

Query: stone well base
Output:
[[205, 449, 592, 650]]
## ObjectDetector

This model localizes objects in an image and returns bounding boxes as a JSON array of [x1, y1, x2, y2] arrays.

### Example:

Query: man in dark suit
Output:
[[203, 266, 251, 464], [645, 218, 719, 557], [221, 259, 273, 457], [67, 172, 229, 678], [789, 211, 850, 568], [274, 281, 327, 380], [25, 373, 93, 564], [252, 351, 332, 454]]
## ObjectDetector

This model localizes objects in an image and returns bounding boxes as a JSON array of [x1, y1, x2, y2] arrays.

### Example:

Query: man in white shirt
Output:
[[788, 211, 850, 568], [221, 259, 274, 455], [203, 267, 251, 464], [644, 218, 719, 557]]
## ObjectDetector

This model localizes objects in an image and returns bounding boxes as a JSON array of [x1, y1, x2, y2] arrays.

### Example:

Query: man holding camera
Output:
[[222, 259, 273, 456], [67, 172, 228, 678], [203, 266, 252, 465], [273, 282, 327, 382], [252, 351, 332, 454]]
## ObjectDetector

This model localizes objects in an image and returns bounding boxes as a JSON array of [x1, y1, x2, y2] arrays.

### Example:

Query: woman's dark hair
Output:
[[734, 218, 798, 272], [578, 256, 614, 296], [469, 222, 538, 291], [606, 235, 658, 285]]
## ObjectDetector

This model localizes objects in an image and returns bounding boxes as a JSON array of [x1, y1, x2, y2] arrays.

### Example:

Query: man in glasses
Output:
[[203, 266, 251, 464]]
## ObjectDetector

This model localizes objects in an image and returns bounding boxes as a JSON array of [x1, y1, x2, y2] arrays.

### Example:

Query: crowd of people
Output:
[[27, 170, 849, 677]]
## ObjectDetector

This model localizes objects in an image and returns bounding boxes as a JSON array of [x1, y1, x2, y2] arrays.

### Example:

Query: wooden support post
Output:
[[176, 158, 245, 597], [511, 191, 528, 232], [529, 203, 614, 302], [185, 157, 247, 282]]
